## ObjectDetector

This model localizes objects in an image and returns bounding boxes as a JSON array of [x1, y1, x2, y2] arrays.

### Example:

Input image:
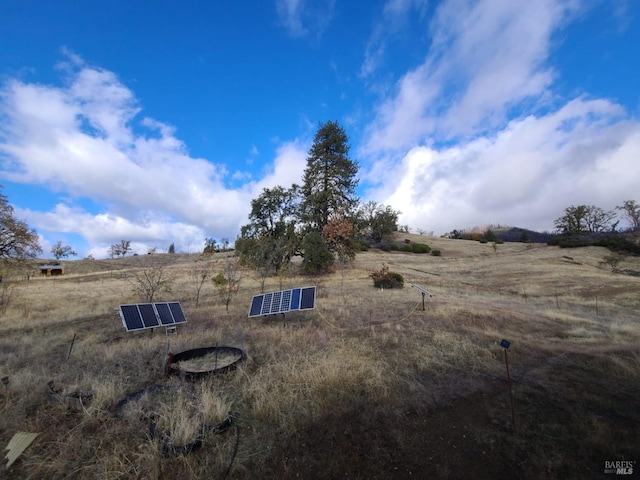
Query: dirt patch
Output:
[[255, 376, 640, 480], [258, 391, 516, 479]]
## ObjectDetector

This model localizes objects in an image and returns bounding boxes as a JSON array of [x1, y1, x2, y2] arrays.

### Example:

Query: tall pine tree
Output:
[[300, 121, 359, 232]]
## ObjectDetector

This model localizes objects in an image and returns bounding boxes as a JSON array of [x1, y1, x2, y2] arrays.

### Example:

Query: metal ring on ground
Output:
[[168, 346, 245, 380]]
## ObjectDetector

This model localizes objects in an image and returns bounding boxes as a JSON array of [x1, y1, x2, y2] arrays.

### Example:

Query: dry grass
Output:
[[1, 235, 639, 479]]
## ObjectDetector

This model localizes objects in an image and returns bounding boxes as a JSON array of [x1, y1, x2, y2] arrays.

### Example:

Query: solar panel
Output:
[[290, 287, 301, 310], [168, 302, 186, 324], [411, 284, 434, 296], [248, 286, 316, 317], [271, 291, 282, 314], [120, 305, 144, 331], [139, 303, 160, 328], [249, 295, 264, 317], [155, 303, 174, 325], [119, 302, 187, 332], [281, 289, 292, 309], [300, 287, 315, 309], [261, 293, 273, 315]]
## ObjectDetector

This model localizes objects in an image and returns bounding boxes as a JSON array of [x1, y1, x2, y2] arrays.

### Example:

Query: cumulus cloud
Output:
[[378, 98, 640, 234], [251, 140, 307, 195], [19, 204, 205, 257], [0, 54, 301, 256], [361, 0, 640, 234]]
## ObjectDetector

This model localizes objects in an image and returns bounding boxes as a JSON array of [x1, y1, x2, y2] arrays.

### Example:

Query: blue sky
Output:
[[1, 0, 639, 258]]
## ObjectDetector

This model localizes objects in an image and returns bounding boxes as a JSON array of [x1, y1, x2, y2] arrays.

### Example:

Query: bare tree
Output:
[[617, 200, 640, 232], [118, 240, 132, 257], [51, 241, 77, 260], [584, 206, 616, 233], [129, 258, 175, 302], [191, 261, 211, 308], [108, 240, 132, 258], [212, 257, 241, 312], [0, 281, 15, 316]]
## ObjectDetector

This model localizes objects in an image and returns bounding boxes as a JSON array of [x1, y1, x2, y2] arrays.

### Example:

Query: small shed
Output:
[[39, 264, 64, 277]]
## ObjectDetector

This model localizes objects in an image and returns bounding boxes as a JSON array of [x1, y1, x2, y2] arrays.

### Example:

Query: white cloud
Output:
[[0, 54, 304, 257], [378, 97, 640, 234], [361, 0, 429, 77], [362, 0, 578, 153], [19, 203, 206, 256], [275, 0, 336, 39], [276, 0, 307, 37], [358, 0, 640, 235], [251, 140, 308, 195]]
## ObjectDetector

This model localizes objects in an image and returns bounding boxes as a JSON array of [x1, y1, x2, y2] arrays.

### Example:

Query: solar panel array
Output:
[[411, 284, 434, 296], [248, 286, 316, 318], [119, 302, 186, 332]]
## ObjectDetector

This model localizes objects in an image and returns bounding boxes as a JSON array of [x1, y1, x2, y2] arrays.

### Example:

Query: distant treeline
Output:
[[445, 201, 640, 255]]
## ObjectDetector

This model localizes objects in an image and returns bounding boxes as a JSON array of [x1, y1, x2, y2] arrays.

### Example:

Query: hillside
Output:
[[1, 236, 639, 479]]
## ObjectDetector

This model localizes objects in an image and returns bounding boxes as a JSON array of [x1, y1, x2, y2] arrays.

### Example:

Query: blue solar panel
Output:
[[120, 305, 144, 331], [155, 303, 174, 325], [271, 291, 282, 314], [290, 288, 301, 310], [139, 303, 159, 328], [248, 287, 316, 317], [119, 302, 187, 332], [249, 295, 264, 317], [168, 302, 186, 324], [300, 287, 315, 310], [260, 293, 273, 315], [281, 290, 292, 311]]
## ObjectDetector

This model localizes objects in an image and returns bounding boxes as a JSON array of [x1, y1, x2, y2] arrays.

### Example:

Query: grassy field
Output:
[[1, 234, 639, 479]]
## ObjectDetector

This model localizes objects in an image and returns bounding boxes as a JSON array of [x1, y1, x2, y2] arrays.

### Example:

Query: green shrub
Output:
[[301, 231, 334, 274], [355, 240, 370, 251], [431, 249, 441, 256], [369, 264, 404, 289], [548, 234, 640, 255], [401, 242, 431, 253]]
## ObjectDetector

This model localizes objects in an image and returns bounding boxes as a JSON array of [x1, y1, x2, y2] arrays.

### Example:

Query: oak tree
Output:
[[554, 205, 615, 234], [617, 200, 640, 232], [0, 188, 42, 261], [236, 185, 301, 278], [51, 241, 77, 260]]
